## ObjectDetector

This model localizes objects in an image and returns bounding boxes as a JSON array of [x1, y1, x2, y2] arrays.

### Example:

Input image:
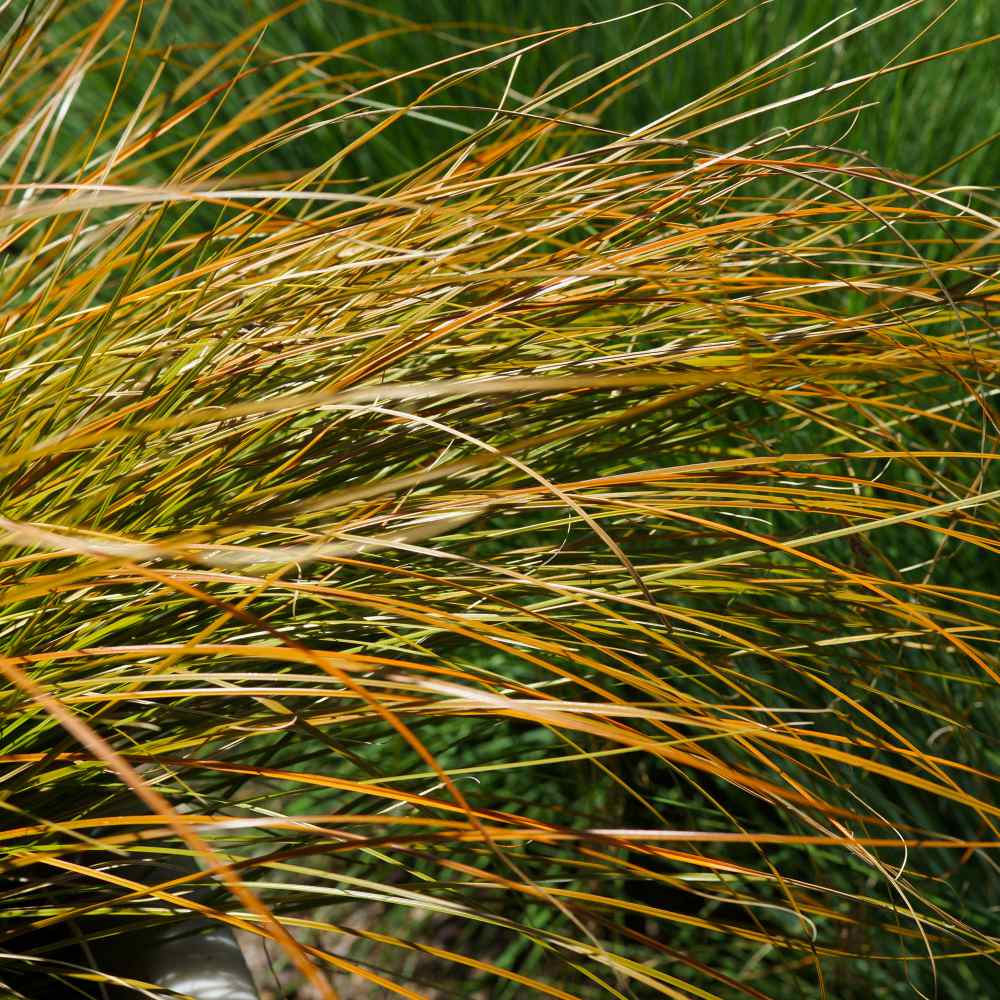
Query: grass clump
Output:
[[0, 2, 998, 998]]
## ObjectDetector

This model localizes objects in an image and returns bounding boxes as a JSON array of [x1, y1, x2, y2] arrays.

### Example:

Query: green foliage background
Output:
[[41, 0, 1000, 183]]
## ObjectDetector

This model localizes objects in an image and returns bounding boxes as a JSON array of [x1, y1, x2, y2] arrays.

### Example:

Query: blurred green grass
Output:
[[28, 0, 1000, 186]]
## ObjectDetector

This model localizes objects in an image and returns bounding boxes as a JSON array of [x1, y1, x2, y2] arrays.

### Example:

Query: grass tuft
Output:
[[0, 2, 998, 998]]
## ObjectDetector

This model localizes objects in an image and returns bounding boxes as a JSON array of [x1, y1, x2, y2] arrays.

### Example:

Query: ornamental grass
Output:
[[0, 2, 998, 997]]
